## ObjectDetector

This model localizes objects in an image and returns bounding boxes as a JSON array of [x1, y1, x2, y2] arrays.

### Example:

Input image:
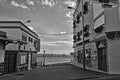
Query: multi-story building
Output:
[[71, 0, 120, 74], [0, 31, 12, 75], [0, 21, 40, 74]]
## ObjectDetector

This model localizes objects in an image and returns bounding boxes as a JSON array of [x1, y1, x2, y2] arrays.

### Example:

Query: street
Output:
[[0, 65, 120, 80]]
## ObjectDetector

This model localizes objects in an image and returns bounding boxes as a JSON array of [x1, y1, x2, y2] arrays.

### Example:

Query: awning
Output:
[[0, 37, 13, 42]]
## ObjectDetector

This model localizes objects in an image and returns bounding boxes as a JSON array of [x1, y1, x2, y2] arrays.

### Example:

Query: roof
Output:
[[0, 21, 38, 37]]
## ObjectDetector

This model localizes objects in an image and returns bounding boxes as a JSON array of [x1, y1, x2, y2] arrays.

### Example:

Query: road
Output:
[[0, 65, 120, 80]]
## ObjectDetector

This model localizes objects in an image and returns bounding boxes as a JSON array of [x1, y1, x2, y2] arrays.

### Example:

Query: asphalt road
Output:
[[0, 65, 120, 80]]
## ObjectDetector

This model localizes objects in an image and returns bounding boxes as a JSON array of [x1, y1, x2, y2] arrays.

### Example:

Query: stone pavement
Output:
[[0, 65, 120, 80]]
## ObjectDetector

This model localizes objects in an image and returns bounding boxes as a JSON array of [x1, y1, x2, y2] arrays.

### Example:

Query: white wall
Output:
[[105, 7, 120, 32], [0, 23, 20, 27], [108, 40, 120, 74], [0, 42, 5, 63], [0, 28, 20, 50], [20, 30, 37, 52], [93, 3, 104, 19], [0, 22, 39, 52]]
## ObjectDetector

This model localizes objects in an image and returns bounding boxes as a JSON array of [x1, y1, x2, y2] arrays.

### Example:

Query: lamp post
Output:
[[67, 0, 86, 70], [43, 50, 45, 66], [24, 20, 31, 23]]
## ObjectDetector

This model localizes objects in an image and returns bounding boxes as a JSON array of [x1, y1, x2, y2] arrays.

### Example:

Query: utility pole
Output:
[[43, 50, 45, 66], [67, 0, 86, 70], [81, 0, 86, 70]]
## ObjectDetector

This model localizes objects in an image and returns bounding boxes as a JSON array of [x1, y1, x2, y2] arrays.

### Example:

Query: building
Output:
[[71, 0, 120, 74], [0, 21, 40, 74], [0, 31, 13, 75]]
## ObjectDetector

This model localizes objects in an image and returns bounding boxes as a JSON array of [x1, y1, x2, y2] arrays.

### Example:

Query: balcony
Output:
[[83, 2, 89, 14], [94, 25, 104, 33], [106, 31, 120, 40]]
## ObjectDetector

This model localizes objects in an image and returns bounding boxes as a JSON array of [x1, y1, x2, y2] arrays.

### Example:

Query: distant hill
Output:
[[37, 54, 70, 57]]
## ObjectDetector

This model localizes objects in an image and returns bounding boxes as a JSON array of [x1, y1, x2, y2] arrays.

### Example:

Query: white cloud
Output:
[[42, 41, 72, 46], [41, 0, 57, 8], [11, 0, 29, 10], [11, 1, 19, 7], [28, 26, 34, 30], [63, 0, 76, 8], [63, 11, 74, 26], [55, 41, 72, 44], [27, 0, 35, 6], [41, 41, 57, 46], [60, 31, 67, 34], [65, 11, 73, 19]]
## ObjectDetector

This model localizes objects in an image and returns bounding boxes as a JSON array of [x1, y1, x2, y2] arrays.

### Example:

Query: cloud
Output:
[[11, 0, 29, 10], [42, 41, 72, 46], [63, 0, 76, 8], [26, 0, 35, 6], [65, 11, 73, 19], [41, 41, 57, 46], [60, 31, 66, 34], [28, 26, 34, 30], [62, 0, 75, 27], [41, 0, 57, 8]]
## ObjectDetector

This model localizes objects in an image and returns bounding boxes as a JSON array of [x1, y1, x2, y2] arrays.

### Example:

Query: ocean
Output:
[[37, 56, 71, 65]]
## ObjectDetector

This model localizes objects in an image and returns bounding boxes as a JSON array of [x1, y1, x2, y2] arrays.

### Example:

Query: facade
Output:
[[71, 0, 120, 74], [0, 31, 12, 75], [0, 21, 40, 74]]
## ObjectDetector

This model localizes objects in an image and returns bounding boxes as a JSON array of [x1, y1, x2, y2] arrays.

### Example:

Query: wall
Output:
[[0, 22, 40, 52], [0, 41, 5, 74], [105, 7, 120, 32], [20, 29, 38, 52], [0, 41, 5, 63], [93, 3, 104, 19], [108, 39, 120, 74], [0, 28, 20, 50], [0, 22, 20, 27]]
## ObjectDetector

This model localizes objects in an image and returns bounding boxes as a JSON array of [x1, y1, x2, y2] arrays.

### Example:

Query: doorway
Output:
[[4, 52, 17, 74], [98, 48, 107, 72]]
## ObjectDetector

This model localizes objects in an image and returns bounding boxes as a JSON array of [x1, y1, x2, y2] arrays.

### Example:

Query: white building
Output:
[[0, 31, 12, 75], [71, 0, 120, 74], [0, 21, 40, 74]]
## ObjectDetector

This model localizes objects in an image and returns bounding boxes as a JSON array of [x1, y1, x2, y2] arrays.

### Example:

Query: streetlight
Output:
[[43, 50, 45, 66], [67, 0, 86, 70], [24, 20, 31, 23], [67, 7, 79, 13]]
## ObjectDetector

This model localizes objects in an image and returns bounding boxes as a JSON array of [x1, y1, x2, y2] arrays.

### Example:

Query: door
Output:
[[98, 48, 107, 72], [4, 52, 17, 74]]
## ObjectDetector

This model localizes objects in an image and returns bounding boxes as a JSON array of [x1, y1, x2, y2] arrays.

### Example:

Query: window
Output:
[[29, 37, 31, 42], [83, 2, 89, 14], [73, 35, 77, 42], [28, 37, 33, 43], [22, 34, 27, 42], [99, 0, 109, 3], [31, 38, 33, 43], [34, 40, 37, 47], [78, 50, 83, 64], [20, 55, 26, 64], [99, 0, 119, 8], [76, 12, 81, 23], [73, 20, 77, 28], [85, 49, 91, 67]]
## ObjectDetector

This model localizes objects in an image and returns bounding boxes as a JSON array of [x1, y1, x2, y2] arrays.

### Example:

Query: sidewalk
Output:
[[0, 65, 120, 80]]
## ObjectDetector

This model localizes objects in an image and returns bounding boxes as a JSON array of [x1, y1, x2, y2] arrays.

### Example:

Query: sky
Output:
[[0, 0, 76, 54]]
